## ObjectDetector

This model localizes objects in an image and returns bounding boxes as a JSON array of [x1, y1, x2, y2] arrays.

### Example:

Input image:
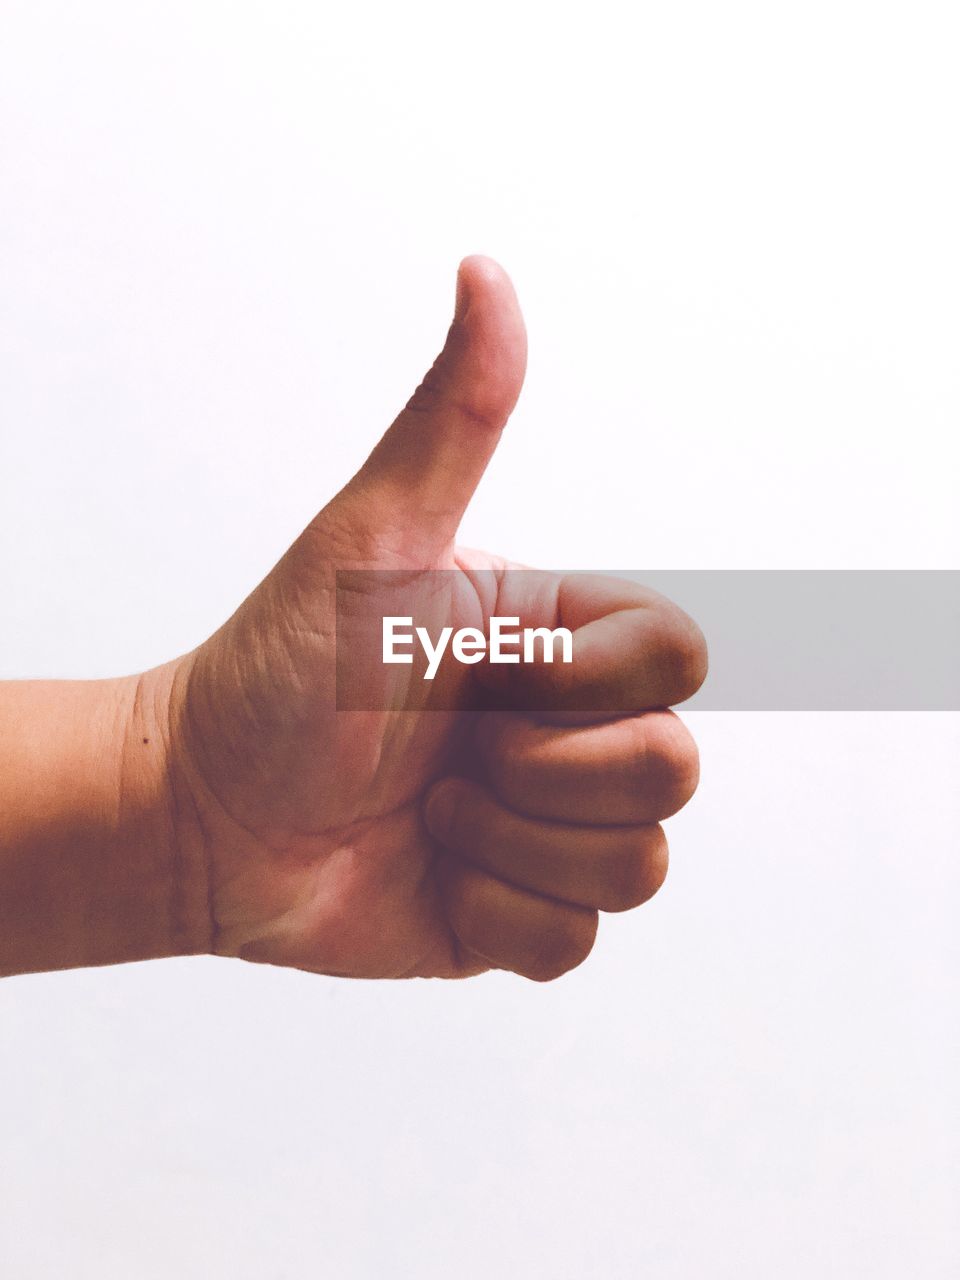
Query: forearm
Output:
[[0, 667, 209, 977]]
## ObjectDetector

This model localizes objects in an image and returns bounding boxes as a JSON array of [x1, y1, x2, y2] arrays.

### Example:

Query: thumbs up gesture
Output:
[[158, 257, 707, 982]]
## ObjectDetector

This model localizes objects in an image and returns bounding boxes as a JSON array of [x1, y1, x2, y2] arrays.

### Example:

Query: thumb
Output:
[[340, 254, 528, 550]]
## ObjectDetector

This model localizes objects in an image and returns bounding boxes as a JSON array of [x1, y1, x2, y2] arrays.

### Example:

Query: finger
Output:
[[425, 777, 669, 913], [341, 255, 527, 552], [475, 708, 699, 824], [483, 572, 708, 719], [435, 854, 599, 983]]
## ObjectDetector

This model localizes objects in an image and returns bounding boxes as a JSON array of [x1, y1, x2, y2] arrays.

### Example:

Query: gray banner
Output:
[[335, 570, 959, 711], [619, 570, 959, 710]]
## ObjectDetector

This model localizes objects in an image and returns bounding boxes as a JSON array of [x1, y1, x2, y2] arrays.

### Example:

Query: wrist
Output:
[[0, 663, 211, 976], [118, 659, 214, 965]]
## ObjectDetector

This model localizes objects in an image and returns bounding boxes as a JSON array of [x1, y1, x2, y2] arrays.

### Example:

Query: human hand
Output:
[[145, 256, 707, 982]]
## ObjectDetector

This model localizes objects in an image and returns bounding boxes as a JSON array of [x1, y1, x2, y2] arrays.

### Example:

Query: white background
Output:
[[1, 2, 958, 1276]]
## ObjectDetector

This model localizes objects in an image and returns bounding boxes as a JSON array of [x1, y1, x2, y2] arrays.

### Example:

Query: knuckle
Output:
[[626, 713, 700, 818], [605, 830, 669, 911], [526, 909, 598, 982], [663, 610, 709, 703], [441, 863, 489, 951], [626, 714, 652, 775], [647, 715, 701, 816]]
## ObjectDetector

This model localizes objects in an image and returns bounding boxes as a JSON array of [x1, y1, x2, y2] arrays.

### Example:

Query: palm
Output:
[[170, 536, 505, 979]]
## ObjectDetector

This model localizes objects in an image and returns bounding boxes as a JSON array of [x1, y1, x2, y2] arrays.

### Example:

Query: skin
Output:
[[0, 256, 707, 982]]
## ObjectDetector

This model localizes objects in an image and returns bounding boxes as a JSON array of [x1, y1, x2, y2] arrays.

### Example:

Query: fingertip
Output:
[[449, 253, 528, 431], [344, 255, 528, 548], [454, 257, 473, 321], [455, 255, 523, 327], [457, 252, 508, 285], [454, 255, 492, 321]]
